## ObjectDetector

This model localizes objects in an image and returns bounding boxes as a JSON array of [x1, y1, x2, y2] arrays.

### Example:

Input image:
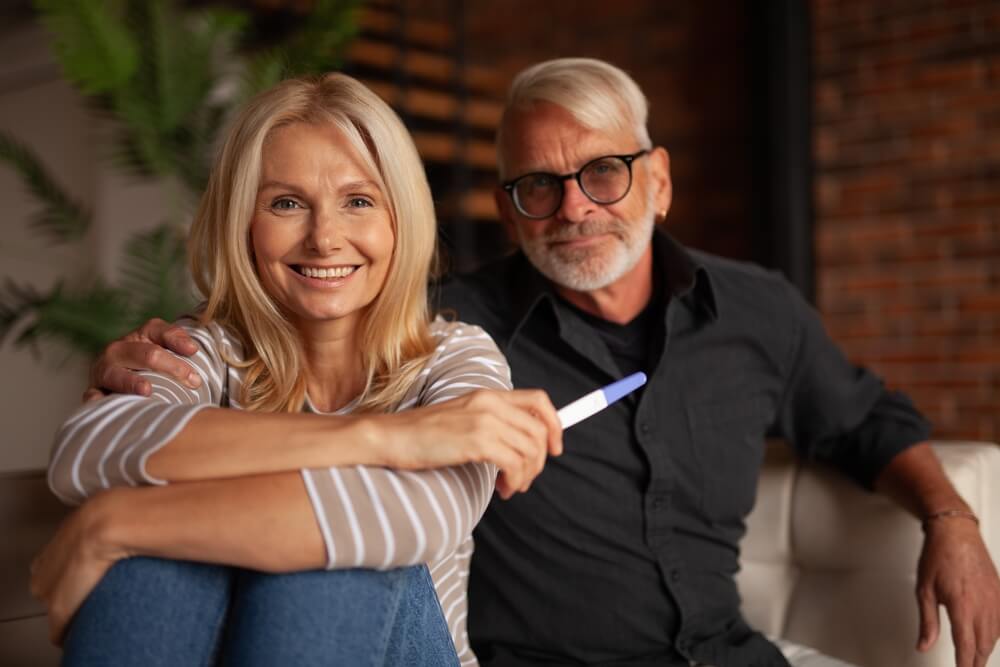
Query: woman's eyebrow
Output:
[[258, 180, 303, 192], [257, 179, 380, 194], [339, 179, 380, 192]]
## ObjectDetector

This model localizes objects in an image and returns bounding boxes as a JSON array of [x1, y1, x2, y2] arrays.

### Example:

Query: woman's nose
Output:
[[306, 211, 341, 254]]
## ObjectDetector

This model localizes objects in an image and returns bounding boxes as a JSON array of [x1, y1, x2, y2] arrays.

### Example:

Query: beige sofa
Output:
[[739, 441, 1000, 667], [2, 441, 998, 666]]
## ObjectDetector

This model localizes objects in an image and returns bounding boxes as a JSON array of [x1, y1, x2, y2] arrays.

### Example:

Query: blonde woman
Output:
[[31, 73, 562, 666]]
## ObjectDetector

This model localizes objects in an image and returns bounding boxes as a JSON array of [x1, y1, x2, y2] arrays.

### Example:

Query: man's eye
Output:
[[526, 174, 556, 190], [348, 197, 374, 208], [589, 160, 622, 176]]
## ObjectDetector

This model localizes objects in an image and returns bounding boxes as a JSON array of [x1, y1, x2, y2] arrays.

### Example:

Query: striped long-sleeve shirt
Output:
[[49, 317, 511, 665]]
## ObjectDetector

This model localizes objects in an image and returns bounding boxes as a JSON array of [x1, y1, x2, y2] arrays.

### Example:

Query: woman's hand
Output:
[[371, 389, 563, 499], [30, 491, 131, 645]]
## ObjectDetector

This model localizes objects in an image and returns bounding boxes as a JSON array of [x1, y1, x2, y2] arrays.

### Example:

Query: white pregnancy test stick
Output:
[[557, 372, 648, 430]]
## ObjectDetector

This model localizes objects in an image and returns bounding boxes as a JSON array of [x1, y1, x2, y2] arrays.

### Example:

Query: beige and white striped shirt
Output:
[[49, 317, 510, 665]]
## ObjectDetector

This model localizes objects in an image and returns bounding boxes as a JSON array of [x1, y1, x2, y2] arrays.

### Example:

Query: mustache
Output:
[[542, 220, 625, 243]]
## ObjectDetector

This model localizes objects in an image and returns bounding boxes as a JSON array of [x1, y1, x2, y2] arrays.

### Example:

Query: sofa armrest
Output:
[[738, 441, 1000, 667]]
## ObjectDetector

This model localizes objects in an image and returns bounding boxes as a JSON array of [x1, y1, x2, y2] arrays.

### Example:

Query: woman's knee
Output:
[[221, 565, 456, 666], [62, 557, 233, 667]]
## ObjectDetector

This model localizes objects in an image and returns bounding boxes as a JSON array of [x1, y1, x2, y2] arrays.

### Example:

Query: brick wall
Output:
[[813, 0, 1000, 440]]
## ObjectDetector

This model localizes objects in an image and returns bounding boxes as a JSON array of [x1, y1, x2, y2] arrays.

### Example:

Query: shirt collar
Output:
[[652, 227, 718, 322], [507, 227, 719, 346]]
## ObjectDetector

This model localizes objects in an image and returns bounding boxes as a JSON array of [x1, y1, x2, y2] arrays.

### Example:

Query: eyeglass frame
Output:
[[501, 148, 651, 219]]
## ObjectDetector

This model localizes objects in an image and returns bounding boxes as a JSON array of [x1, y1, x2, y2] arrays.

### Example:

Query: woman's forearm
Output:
[[94, 472, 327, 573], [145, 408, 382, 482]]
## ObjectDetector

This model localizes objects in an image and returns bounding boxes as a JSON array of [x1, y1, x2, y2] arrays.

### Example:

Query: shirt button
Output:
[[640, 422, 650, 435], [670, 568, 682, 582], [652, 498, 665, 511]]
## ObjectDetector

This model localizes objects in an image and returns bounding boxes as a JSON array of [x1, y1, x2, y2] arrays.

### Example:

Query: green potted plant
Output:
[[0, 0, 360, 358]]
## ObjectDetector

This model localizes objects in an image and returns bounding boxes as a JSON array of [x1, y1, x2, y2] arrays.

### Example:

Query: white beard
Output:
[[518, 196, 656, 291]]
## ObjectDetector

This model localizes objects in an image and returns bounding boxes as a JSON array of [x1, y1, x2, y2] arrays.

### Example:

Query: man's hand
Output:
[[916, 517, 1000, 667], [30, 492, 131, 645], [86, 318, 200, 401]]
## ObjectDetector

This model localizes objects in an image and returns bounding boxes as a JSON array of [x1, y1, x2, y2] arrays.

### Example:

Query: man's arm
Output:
[[772, 279, 999, 667], [874, 442, 1000, 667]]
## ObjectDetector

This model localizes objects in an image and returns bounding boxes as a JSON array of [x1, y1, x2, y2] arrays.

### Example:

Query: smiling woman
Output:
[[249, 122, 398, 410], [33, 74, 563, 667]]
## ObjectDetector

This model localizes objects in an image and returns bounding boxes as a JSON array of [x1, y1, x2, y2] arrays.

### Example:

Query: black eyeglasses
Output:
[[502, 149, 650, 219]]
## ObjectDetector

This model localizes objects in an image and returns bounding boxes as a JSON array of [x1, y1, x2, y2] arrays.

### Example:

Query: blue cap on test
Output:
[[600, 372, 647, 405]]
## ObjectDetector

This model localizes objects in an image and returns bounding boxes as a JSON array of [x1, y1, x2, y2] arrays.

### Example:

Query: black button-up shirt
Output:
[[435, 230, 930, 667]]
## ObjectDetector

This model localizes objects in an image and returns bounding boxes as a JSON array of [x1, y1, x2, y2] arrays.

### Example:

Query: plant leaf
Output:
[[119, 224, 194, 324], [238, 48, 288, 105], [0, 278, 133, 357], [34, 0, 139, 96], [282, 0, 363, 76], [0, 131, 91, 243], [106, 2, 248, 182]]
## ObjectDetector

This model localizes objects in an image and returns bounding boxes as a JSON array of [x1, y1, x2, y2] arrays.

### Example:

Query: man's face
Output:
[[495, 102, 671, 292]]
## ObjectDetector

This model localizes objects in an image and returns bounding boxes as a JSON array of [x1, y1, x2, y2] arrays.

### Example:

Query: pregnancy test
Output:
[[557, 372, 648, 430]]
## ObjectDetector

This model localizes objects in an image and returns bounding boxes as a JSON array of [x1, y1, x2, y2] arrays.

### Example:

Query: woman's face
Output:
[[250, 122, 394, 333]]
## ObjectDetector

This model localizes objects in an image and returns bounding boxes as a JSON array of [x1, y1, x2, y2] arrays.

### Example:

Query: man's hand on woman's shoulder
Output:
[[86, 318, 201, 401]]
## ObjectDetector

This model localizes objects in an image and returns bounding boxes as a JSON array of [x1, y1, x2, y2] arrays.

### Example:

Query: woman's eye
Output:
[[348, 197, 374, 209], [270, 198, 301, 211]]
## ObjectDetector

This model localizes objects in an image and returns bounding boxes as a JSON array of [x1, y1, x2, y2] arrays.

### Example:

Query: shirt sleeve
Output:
[[300, 321, 510, 570], [48, 320, 227, 506], [772, 281, 932, 489]]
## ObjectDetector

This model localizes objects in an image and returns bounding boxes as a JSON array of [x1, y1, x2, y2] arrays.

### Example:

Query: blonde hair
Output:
[[189, 73, 438, 413], [497, 58, 652, 178]]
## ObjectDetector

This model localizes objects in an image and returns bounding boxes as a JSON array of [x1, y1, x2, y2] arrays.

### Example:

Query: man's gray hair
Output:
[[497, 58, 652, 178]]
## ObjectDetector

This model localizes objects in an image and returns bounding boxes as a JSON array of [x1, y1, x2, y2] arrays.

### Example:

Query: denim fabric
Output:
[[62, 556, 459, 666]]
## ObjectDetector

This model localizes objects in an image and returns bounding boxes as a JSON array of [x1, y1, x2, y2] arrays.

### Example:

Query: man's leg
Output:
[[219, 564, 459, 667], [62, 556, 233, 667]]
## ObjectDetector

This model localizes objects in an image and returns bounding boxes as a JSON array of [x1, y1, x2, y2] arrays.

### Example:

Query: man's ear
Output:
[[649, 146, 673, 222], [494, 185, 521, 246]]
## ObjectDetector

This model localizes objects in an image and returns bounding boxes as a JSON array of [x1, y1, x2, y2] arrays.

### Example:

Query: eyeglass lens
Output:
[[513, 155, 633, 218]]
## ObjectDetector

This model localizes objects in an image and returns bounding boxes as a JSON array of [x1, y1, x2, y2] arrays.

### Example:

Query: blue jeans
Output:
[[62, 557, 460, 666]]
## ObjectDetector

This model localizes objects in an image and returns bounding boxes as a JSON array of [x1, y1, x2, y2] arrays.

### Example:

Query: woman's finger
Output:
[[480, 409, 547, 489], [503, 389, 563, 456]]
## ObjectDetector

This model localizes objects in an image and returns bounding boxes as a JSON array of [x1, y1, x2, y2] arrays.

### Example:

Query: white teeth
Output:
[[299, 265, 356, 279]]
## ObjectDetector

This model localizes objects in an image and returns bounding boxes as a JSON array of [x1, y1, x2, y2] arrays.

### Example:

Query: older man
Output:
[[91, 59, 998, 667]]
